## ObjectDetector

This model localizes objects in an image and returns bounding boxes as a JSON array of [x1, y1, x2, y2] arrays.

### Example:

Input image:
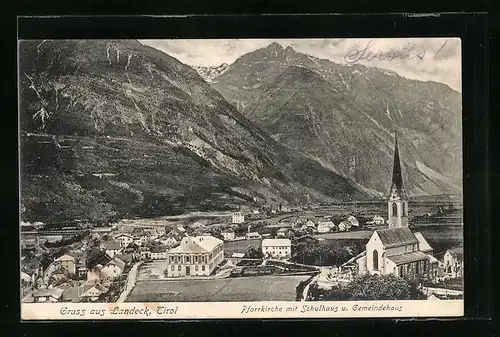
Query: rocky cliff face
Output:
[[210, 43, 462, 197], [19, 40, 366, 225]]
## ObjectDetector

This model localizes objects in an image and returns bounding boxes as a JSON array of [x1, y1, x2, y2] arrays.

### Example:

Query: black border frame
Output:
[[5, 9, 493, 337]]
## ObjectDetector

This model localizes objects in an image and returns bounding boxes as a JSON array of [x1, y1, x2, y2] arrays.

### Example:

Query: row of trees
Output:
[[292, 241, 365, 267], [310, 274, 426, 301]]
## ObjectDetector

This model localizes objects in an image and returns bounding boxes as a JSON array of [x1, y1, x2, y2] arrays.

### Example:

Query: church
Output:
[[356, 134, 439, 279]]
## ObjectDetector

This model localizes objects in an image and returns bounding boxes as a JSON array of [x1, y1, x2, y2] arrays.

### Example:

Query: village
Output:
[[20, 137, 464, 304]]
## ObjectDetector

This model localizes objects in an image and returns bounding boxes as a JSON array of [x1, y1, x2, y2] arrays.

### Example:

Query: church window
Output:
[[373, 250, 379, 270], [416, 261, 420, 274], [392, 203, 398, 217], [402, 203, 407, 216]]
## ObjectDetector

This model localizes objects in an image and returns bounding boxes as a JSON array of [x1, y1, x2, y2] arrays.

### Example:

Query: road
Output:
[[117, 261, 143, 303], [422, 286, 463, 296]]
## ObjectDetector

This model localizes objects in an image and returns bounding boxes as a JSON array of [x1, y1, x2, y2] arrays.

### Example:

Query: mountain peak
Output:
[[266, 42, 284, 51]]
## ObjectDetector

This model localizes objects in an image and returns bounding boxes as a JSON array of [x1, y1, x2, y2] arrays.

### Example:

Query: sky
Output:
[[141, 38, 461, 92]]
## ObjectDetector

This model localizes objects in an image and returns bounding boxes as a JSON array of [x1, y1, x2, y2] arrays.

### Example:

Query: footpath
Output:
[[116, 261, 143, 303]]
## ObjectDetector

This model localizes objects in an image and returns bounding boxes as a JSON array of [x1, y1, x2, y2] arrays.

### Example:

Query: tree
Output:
[[245, 246, 263, 259], [326, 274, 427, 301]]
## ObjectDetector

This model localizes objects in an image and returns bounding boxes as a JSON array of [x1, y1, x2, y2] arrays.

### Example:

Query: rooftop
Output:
[[375, 227, 418, 248], [414, 232, 433, 252], [167, 236, 222, 254], [104, 241, 121, 250], [447, 246, 464, 259], [262, 238, 292, 246], [386, 251, 429, 265], [56, 254, 76, 262], [33, 287, 65, 299]]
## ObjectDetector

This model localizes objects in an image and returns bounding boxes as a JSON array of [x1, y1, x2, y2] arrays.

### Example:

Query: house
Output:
[[80, 283, 109, 302], [158, 235, 179, 248], [158, 229, 184, 246], [252, 209, 260, 214], [245, 232, 261, 240], [299, 224, 315, 235], [55, 254, 77, 275], [347, 216, 359, 227], [317, 221, 336, 233], [276, 228, 288, 238], [305, 219, 316, 229], [114, 233, 134, 248], [139, 246, 151, 260], [62, 283, 109, 303], [104, 241, 121, 258], [77, 265, 88, 279], [338, 221, 351, 232], [355, 134, 438, 280], [165, 236, 224, 278], [150, 244, 168, 260], [232, 212, 245, 224], [144, 228, 161, 241], [221, 231, 235, 241], [50, 268, 69, 283], [100, 257, 126, 280], [176, 226, 186, 233], [229, 252, 245, 265], [443, 246, 463, 278], [132, 236, 143, 246], [87, 253, 126, 282], [372, 215, 385, 225], [32, 288, 65, 303], [262, 238, 292, 259], [21, 271, 31, 284]]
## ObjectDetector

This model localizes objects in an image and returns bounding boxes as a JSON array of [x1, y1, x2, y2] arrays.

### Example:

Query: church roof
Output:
[[387, 251, 429, 265], [391, 133, 403, 191], [414, 232, 433, 252], [375, 227, 418, 248]]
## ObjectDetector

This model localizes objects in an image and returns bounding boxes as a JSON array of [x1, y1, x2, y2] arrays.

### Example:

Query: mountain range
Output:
[[203, 42, 462, 197], [19, 39, 366, 225]]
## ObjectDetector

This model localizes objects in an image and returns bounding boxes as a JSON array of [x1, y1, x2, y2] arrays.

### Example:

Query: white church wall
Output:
[[385, 244, 417, 257], [384, 258, 397, 275], [366, 233, 384, 275]]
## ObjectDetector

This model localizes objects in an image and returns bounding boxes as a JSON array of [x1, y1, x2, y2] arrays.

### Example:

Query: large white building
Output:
[[356, 134, 438, 280], [114, 233, 134, 248], [232, 212, 245, 224], [221, 231, 235, 241], [262, 238, 292, 259], [165, 236, 224, 277]]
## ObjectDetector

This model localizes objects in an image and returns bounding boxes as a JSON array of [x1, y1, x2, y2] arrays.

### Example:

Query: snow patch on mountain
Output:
[[193, 63, 230, 83]]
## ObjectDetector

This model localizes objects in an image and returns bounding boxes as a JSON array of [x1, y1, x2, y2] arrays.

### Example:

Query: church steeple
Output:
[[387, 131, 409, 229], [391, 132, 404, 192]]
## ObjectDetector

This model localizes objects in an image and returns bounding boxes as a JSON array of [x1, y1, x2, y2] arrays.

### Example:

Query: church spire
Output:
[[387, 131, 409, 229], [391, 132, 403, 191]]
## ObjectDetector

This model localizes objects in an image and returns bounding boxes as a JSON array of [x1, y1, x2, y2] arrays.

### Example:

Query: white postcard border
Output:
[[22, 300, 464, 320]]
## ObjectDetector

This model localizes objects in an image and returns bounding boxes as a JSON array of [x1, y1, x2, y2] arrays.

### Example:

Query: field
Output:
[[223, 238, 262, 257], [125, 275, 310, 302]]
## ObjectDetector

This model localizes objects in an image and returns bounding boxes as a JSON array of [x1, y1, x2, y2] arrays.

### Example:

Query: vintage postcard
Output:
[[19, 38, 464, 320]]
